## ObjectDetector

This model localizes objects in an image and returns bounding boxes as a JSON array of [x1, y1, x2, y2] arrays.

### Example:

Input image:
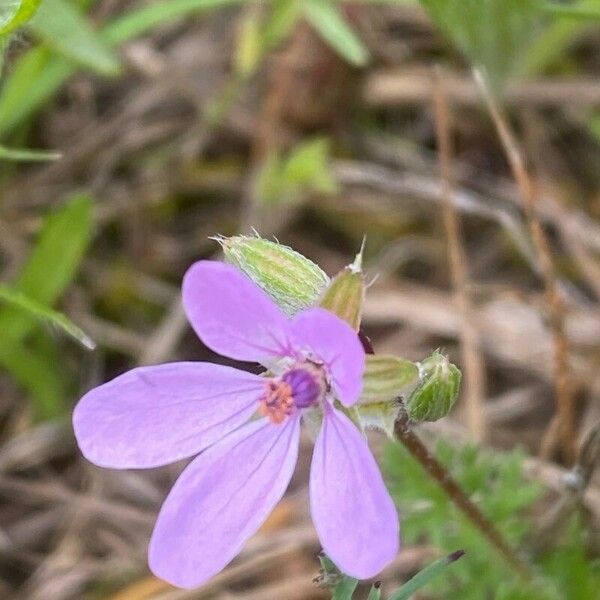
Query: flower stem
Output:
[[393, 406, 533, 582]]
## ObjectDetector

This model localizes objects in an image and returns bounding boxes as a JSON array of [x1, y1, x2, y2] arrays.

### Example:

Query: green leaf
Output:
[[0, 0, 43, 34], [234, 9, 263, 77], [28, 0, 120, 75], [419, 0, 544, 89], [0, 342, 66, 419], [383, 441, 545, 599], [541, 1, 600, 19], [0, 284, 95, 349], [366, 584, 382, 600], [388, 551, 465, 600], [0, 0, 247, 137], [318, 555, 358, 600], [0, 144, 60, 161], [282, 137, 338, 194], [522, 0, 600, 74], [234, 0, 301, 78], [303, 0, 368, 66], [0, 193, 93, 348], [261, 0, 300, 51], [101, 0, 244, 44], [257, 137, 338, 205]]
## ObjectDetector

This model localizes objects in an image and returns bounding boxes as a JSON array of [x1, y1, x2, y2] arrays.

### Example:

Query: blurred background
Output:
[[0, 1, 599, 598]]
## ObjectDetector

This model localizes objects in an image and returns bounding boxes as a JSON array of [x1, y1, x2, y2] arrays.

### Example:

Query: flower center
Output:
[[259, 366, 324, 424]]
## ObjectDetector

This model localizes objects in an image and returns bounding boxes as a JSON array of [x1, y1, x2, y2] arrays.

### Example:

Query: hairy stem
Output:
[[393, 407, 533, 581]]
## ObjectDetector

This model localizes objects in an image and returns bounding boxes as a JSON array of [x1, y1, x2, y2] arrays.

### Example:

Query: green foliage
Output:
[[0, 194, 93, 419], [522, 0, 600, 74], [0, 284, 94, 350], [540, 515, 600, 599], [383, 439, 600, 599], [418, 0, 545, 89], [0, 144, 60, 160], [318, 554, 358, 600], [256, 137, 338, 205], [28, 0, 120, 74], [0, 0, 42, 35], [0, 0, 247, 138], [387, 551, 465, 600], [319, 549, 465, 599], [366, 584, 382, 600], [303, 0, 369, 66], [384, 439, 543, 598], [234, 0, 299, 77], [541, 1, 600, 19]]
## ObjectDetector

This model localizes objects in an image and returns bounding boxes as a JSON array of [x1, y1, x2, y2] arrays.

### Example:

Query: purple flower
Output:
[[73, 261, 399, 588]]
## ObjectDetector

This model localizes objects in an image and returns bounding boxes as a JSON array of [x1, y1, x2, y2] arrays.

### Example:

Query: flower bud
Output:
[[360, 355, 419, 403], [217, 235, 329, 315], [319, 250, 365, 331], [406, 351, 461, 422]]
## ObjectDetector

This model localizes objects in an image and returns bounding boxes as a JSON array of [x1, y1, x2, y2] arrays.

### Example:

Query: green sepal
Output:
[[218, 235, 329, 315], [406, 351, 461, 422]]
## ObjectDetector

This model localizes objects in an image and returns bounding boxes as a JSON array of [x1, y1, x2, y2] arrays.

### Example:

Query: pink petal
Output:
[[290, 308, 365, 406], [182, 261, 292, 363], [73, 363, 264, 469], [149, 416, 300, 588], [310, 407, 399, 579]]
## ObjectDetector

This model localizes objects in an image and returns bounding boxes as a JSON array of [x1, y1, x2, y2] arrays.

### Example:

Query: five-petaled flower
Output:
[[73, 261, 399, 588]]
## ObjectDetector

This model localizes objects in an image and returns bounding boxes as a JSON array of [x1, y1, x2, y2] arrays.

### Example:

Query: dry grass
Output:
[[1, 3, 599, 598]]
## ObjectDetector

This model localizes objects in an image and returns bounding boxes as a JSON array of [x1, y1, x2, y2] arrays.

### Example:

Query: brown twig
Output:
[[432, 69, 487, 442], [473, 69, 576, 464], [393, 408, 533, 581]]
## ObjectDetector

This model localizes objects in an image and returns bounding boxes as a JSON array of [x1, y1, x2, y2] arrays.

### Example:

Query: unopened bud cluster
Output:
[[218, 235, 461, 428]]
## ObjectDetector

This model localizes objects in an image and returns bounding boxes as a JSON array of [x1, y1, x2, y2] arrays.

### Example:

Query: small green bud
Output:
[[319, 250, 365, 331], [360, 355, 419, 403], [406, 351, 461, 422], [352, 355, 419, 437], [217, 235, 329, 315]]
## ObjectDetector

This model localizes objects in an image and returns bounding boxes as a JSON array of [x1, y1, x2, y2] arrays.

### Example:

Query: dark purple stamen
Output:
[[282, 368, 321, 409]]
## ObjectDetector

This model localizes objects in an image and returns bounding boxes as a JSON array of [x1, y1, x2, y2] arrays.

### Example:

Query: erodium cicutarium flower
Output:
[[73, 261, 399, 588]]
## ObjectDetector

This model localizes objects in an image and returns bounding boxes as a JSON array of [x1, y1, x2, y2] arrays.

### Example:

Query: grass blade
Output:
[[419, 0, 543, 89], [541, 2, 600, 19], [0, 284, 95, 350], [388, 550, 465, 600], [0, 193, 93, 347], [0, 0, 43, 34], [0, 0, 246, 137], [102, 0, 244, 44], [0, 343, 66, 419], [28, 0, 120, 74], [0, 144, 61, 161], [303, 0, 369, 66]]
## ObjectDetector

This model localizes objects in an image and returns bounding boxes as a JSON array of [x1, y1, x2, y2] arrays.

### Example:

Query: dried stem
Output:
[[432, 69, 487, 442], [393, 408, 533, 581], [473, 69, 576, 464]]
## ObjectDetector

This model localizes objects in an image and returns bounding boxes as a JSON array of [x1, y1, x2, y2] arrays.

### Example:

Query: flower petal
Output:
[[149, 416, 300, 588], [73, 363, 264, 469], [290, 308, 365, 406], [182, 261, 291, 363], [310, 407, 399, 579]]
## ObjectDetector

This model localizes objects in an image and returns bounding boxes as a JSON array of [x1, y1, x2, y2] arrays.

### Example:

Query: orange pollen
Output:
[[259, 380, 295, 425]]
